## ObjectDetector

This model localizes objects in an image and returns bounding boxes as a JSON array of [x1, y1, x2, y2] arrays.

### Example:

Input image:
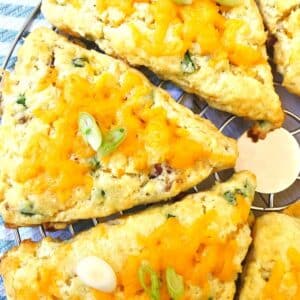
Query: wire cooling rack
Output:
[[0, 1, 299, 285]]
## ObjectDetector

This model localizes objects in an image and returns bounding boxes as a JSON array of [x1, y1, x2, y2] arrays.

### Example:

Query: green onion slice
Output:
[[78, 112, 102, 151], [98, 128, 126, 157], [72, 57, 88, 67], [216, 0, 242, 6], [223, 190, 237, 205], [138, 262, 161, 300], [173, 0, 193, 4], [166, 267, 184, 300], [16, 93, 27, 108], [181, 51, 196, 73]]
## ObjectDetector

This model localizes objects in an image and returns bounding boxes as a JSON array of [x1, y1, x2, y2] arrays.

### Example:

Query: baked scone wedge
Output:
[[284, 199, 300, 218], [239, 212, 300, 300], [0, 28, 237, 228], [257, 0, 300, 95], [42, 0, 284, 139], [0, 171, 256, 300]]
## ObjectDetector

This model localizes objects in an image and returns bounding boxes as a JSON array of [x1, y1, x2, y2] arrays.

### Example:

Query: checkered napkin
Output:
[[0, 0, 49, 68], [0, 1, 44, 298]]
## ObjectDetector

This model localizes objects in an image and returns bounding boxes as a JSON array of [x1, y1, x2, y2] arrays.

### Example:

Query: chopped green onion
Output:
[[224, 191, 236, 205], [181, 51, 196, 73], [216, 0, 241, 6], [166, 213, 176, 219], [20, 202, 35, 216], [138, 262, 161, 300], [224, 184, 254, 205], [16, 94, 27, 108], [166, 267, 184, 300], [173, 0, 193, 4], [89, 156, 101, 171], [78, 112, 102, 151], [72, 57, 88, 67], [98, 128, 126, 157], [242, 180, 254, 197]]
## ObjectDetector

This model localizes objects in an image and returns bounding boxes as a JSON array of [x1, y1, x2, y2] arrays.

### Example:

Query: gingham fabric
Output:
[[0, 0, 49, 68], [0, 1, 44, 298]]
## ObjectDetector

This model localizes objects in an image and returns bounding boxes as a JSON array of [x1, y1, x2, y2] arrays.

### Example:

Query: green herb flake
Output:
[[20, 202, 35, 216], [138, 261, 161, 300], [224, 191, 237, 205], [72, 57, 88, 68], [89, 156, 101, 171], [216, 0, 242, 7], [172, 0, 193, 4], [166, 267, 184, 300], [166, 213, 176, 219], [243, 180, 254, 197], [16, 94, 27, 108], [181, 51, 196, 73], [98, 128, 127, 157], [78, 112, 102, 151]]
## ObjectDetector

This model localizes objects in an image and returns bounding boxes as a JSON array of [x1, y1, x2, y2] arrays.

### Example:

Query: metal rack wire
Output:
[[1, 1, 299, 250]]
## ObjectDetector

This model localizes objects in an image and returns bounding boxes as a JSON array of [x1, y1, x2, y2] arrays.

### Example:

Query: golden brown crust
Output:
[[0, 28, 237, 227], [257, 0, 300, 96], [42, 0, 284, 134], [0, 171, 256, 300], [239, 213, 300, 300]]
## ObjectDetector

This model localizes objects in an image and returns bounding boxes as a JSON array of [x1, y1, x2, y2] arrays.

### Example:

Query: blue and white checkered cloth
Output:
[[0, 1, 47, 298], [0, 0, 50, 68]]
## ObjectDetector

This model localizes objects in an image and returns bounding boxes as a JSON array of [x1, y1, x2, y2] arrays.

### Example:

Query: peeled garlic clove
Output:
[[76, 256, 117, 293]]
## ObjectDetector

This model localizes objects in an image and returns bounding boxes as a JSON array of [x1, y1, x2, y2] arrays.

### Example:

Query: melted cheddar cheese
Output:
[[262, 248, 300, 300], [284, 201, 300, 218], [17, 208, 245, 299], [93, 0, 263, 66], [119, 211, 240, 299], [8, 65, 208, 202]]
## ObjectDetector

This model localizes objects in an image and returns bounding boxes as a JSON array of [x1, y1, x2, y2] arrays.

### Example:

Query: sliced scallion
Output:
[[98, 128, 126, 157], [181, 51, 196, 73], [78, 112, 102, 151], [166, 267, 184, 300], [166, 213, 176, 219], [16, 94, 27, 108], [224, 191, 237, 205], [72, 57, 88, 68], [138, 262, 161, 300], [89, 156, 101, 171], [216, 0, 242, 6], [20, 202, 35, 216], [173, 0, 193, 4]]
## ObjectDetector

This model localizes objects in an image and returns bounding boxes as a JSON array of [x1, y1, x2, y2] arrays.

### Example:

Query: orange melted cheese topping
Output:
[[284, 201, 300, 218], [263, 248, 300, 300], [16, 205, 248, 299], [10, 67, 208, 202], [94, 0, 263, 66], [118, 211, 241, 299]]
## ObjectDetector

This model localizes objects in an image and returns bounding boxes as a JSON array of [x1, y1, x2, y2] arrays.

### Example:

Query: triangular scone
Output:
[[0, 28, 236, 227], [239, 212, 300, 300], [42, 0, 284, 139], [284, 199, 300, 218], [0, 172, 256, 299], [257, 0, 300, 96]]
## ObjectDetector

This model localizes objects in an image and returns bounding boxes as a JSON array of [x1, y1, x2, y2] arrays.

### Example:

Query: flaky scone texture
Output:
[[42, 0, 284, 137], [0, 172, 255, 300], [0, 28, 237, 227], [240, 212, 300, 300], [257, 0, 300, 95]]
